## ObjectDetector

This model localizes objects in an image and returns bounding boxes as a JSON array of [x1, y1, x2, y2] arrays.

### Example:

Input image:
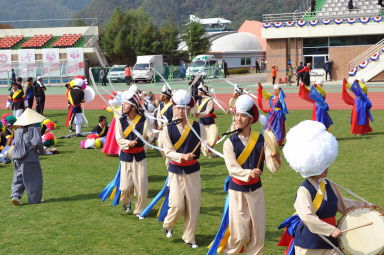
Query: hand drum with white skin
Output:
[[338, 206, 384, 255]]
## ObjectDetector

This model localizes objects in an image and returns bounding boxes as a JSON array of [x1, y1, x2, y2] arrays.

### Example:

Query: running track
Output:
[[1, 92, 383, 110]]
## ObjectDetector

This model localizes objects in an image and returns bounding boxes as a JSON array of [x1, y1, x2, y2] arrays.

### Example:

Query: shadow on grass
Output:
[[173, 234, 214, 246], [365, 132, 384, 136], [337, 136, 373, 141], [43, 192, 100, 204]]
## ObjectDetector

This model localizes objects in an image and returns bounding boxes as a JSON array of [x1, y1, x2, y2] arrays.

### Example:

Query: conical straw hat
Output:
[[14, 108, 46, 126]]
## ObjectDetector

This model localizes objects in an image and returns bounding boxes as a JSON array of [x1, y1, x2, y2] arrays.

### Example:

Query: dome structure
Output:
[[210, 32, 263, 52]]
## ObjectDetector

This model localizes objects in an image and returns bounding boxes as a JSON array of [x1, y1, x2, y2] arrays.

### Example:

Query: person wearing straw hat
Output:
[[10, 108, 45, 206], [6, 79, 28, 119], [161, 89, 207, 249], [216, 95, 281, 255], [194, 84, 218, 158], [278, 120, 368, 255], [115, 86, 151, 219]]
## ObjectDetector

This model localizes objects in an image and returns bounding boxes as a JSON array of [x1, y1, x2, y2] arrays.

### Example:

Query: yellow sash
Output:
[[68, 92, 75, 106], [312, 179, 326, 212], [12, 89, 23, 100], [236, 131, 259, 166], [123, 114, 142, 138], [198, 97, 211, 112], [160, 102, 172, 115], [100, 126, 106, 136], [173, 119, 193, 151]]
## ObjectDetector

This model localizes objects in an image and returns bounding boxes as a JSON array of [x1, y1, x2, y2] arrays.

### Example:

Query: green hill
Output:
[[75, 0, 300, 28], [0, 0, 92, 28]]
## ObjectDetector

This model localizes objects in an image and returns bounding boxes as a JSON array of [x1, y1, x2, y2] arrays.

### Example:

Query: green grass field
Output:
[[1, 109, 383, 255]]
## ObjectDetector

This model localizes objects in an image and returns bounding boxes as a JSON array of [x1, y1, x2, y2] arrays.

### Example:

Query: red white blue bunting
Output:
[[309, 20, 319, 26], [297, 20, 307, 26], [263, 23, 271, 28], [334, 18, 344, 24], [347, 18, 356, 24], [349, 67, 358, 76], [322, 19, 332, 25], [285, 21, 295, 27], [359, 17, 370, 24], [373, 16, 383, 22], [359, 60, 369, 69], [370, 52, 380, 61], [273, 22, 283, 28]]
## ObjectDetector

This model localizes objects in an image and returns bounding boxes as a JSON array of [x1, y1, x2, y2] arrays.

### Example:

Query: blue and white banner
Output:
[[273, 22, 283, 28], [297, 20, 307, 27], [370, 52, 380, 61], [373, 16, 383, 22], [285, 21, 295, 27], [309, 20, 319, 26], [334, 18, 344, 24], [349, 67, 358, 76], [347, 18, 356, 24], [359, 17, 370, 24], [359, 60, 369, 69], [322, 19, 332, 25], [263, 22, 271, 28]]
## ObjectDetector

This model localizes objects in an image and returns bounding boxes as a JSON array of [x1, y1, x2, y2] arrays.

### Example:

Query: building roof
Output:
[[210, 32, 263, 53]]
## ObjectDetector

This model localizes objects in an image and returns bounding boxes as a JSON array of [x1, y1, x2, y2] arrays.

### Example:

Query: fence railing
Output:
[[348, 38, 384, 70], [263, 7, 382, 23]]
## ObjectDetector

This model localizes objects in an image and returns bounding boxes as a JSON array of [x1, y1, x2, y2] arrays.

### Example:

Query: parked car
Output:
[[109, 65, 126, 82], [132, 55, 163, 83]]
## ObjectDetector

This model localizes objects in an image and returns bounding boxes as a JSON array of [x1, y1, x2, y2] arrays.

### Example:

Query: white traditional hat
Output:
[[37, 75, 42, 80], [71, 78, 85, 88], [234, 95, 259, 123], [283, 120, 338, 178], [121, 90, 142, 108], [160, 85, 172, 98], [172, 89, 195, 108], [198, 84, 209, 94], [273, 84, 280, 90], [14, 108, 46, 126], [234, 84, 243, 94]]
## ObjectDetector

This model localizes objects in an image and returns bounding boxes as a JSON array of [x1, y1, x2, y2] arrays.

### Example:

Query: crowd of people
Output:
[[5, 71, 377, 254]]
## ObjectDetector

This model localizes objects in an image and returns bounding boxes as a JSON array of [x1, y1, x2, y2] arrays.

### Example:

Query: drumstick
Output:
[[191, 141, 202, 154], [341, 222, 373, 233], [256, 147, 265, 169]]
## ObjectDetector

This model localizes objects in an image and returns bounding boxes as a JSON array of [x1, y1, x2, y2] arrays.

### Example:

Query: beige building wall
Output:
[[329, 46, 371, 81], [266, 40, 384, 82], [266, 39, 288, 82]]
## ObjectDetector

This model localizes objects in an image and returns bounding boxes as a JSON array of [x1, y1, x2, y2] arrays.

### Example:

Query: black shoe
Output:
[[76, 134, 84, 137]]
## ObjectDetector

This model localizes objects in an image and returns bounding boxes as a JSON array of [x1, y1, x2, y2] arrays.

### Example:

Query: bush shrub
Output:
[[228, 68, 250, 75]]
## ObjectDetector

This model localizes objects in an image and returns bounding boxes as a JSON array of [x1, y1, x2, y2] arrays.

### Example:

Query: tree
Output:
[[159, 16, 180, 61], [100, 8, 162, 65], [183, 21, 211, 59]]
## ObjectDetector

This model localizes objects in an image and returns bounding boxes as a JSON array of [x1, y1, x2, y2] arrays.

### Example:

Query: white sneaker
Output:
[[164, 229, 173, 238], [136, 214, 144, 220], [184, 242, 198, 249], [11, 197, 22, 206]]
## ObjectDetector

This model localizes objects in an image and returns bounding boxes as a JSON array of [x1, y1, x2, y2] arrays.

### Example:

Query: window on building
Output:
[[241, 57, 251, 66], [329, 35, 384, 46]]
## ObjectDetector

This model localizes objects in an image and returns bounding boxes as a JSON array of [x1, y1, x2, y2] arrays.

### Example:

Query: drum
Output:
[[338, 206, 384, 255], [264, 129, 279, 155], [207, 124, 218, 147]]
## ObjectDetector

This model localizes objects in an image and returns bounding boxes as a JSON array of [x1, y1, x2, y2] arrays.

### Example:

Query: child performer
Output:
[[6, 79, 28, 119]]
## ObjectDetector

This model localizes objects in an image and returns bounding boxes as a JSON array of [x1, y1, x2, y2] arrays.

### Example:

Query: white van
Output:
[[132, 55, 163, 83], [186, 55, 218, 78]]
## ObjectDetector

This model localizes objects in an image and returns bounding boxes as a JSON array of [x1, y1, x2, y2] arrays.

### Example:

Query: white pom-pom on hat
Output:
[[172, 89, 194, 108], [283, 120, 338, 178], [273, 84, 280, 90]]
